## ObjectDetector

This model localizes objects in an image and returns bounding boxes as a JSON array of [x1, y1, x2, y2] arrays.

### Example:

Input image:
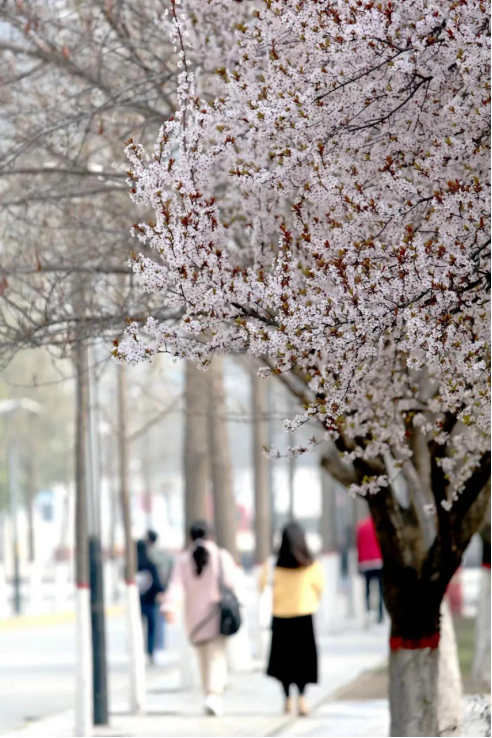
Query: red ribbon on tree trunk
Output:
[[390, 633, 440, 650]]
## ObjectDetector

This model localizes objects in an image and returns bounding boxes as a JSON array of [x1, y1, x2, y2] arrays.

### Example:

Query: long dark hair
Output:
[[190, 520, 210, 576], [136, 539, 150, 570], [276, 522, 313, 569]]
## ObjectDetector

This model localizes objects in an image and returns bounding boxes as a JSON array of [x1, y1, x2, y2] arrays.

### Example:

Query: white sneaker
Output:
[[204, 694, 223, 717]]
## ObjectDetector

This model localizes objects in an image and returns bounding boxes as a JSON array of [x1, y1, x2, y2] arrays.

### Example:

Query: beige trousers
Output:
[[195, 637, 227, 695]]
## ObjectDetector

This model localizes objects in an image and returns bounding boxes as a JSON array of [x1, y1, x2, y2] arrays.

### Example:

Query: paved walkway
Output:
[[4, 625, 389, 737]]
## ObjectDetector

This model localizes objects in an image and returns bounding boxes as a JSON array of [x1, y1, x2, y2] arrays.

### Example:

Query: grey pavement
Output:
[[279, 700, 389, 738], [0, 614, 176, 735], [3, 625, 389, 737]]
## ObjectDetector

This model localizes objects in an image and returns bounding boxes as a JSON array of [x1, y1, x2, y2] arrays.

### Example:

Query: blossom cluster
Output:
[[117, 0, 490, 502]]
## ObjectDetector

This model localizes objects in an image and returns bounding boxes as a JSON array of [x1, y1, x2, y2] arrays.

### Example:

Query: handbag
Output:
[[189, 549, 241, 643]]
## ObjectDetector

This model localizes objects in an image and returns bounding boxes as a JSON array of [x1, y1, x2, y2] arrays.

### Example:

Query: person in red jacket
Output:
[[356, 516, 384, 623]]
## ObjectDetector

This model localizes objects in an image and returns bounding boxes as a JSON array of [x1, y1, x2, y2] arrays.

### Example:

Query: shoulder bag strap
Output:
[[218, 547, 225, 592]]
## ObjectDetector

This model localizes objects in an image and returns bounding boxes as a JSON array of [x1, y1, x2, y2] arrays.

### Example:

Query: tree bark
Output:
[[184, 362, 209, 533], [251, 372, 271, 565], [207, 358, 238, 559], [116, 363, 146, 714]]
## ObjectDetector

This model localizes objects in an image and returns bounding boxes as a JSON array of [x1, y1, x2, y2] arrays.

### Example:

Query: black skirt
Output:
[[267, 614, 318, 687]]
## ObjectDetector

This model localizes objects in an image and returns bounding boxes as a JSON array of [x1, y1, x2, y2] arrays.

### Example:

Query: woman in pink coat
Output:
[[162, 520, 237, 716]]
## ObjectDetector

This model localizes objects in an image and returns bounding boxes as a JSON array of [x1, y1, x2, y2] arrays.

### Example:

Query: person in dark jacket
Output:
[[146, 529, 173, 651], [136, 539, 164, 663]]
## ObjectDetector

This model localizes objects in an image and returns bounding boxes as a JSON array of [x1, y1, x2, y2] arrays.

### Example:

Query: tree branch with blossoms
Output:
[[116, 4, 490, 715]]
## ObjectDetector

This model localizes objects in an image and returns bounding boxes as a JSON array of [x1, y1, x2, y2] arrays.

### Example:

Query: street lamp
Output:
[[0, 399, 42, 615]]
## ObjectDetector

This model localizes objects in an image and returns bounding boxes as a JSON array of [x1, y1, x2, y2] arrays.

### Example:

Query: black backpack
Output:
[[218, 554, 241, 637]]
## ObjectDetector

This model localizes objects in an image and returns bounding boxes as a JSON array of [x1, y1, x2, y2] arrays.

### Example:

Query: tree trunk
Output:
[[207, 358, 238, 559], [472, 513, 491, 689], [0, 512, 4, 565], [438, 598, 463, 737], [0, 514, 7, 618], [116, 364, 146, 714], [74, 335, 93, 737], [384, 559, 443, 736], [321, 470, 338, 553], [141, 433, 153, 531], [389, 597, 462, 737], [184, 362, 209, 533], [25, 451, 35, 563], [389, 646, 439, 737], [319, 468, 343, 631], [288, 455, 295, 519], [316, 404, 490, 738], [107, 441, 119, 605], [472, 567, 491, 688], [251, 372, 271, 565], [107, 435, 118, 560]]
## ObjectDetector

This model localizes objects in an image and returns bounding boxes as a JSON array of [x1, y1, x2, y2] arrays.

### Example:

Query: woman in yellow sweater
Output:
[[259, 522, 324, 716]]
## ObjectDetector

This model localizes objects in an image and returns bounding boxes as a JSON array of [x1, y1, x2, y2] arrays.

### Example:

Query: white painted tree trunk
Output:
[[0, 563, 8, 618], [389, 600, 463, 738], [27, 561, 43, 615], [227, 567, 253, 673], [208, 358, 238, 559], [438, 598, 463, 736], [55, 563, 70, 611], [320, 552, 342, 632], [184, 362, 209, 531], [347, 548, 364, 624], [389, 646, 439, 737], [75, 585, 93, 737], [251, 372, 271, 566], [254, 563, 271, 662], [125, 582, 146, 713], [117, 366, 146, 714], [472, 567, 491, 688]]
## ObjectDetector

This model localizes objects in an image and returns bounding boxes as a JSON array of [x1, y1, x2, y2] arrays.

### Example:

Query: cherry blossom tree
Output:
[[117, 1, 490, 734]]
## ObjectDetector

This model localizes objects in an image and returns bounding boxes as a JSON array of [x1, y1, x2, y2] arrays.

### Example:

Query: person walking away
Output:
[[161, 520, 237, 717], [146, 529, 173, 652], [356, 515, 383, 625], [259, 522, 324, 717], [136, 539, 164, 664]]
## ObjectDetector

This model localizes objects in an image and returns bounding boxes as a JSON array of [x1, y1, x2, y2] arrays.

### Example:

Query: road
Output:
[[0, 613, 149, 735]]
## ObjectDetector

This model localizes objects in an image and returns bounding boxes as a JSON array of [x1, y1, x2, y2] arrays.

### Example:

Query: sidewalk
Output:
[[0, 606, 124, 633], [3, 624, 389, 737]]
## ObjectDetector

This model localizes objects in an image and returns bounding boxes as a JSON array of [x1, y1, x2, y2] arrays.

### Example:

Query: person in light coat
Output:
[[162, 520, 237, 716]]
